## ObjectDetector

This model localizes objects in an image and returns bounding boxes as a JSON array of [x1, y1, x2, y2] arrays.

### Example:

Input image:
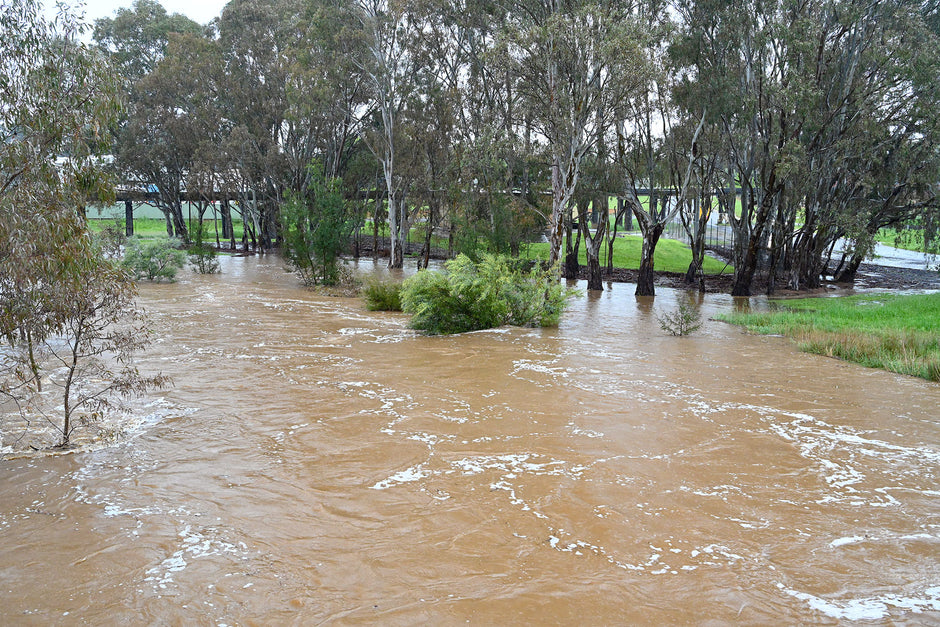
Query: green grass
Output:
[[719, 293, 940, 381], [90, 217, 731, 276], [876, 227, 938, 254], [88, 217, 246, 240], [523, 234, 732, 275]]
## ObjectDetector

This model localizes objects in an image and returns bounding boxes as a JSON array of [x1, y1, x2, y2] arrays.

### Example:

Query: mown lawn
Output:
[[523, 235, 732, 275], [88, 217, 246, 240], [718, 293, 940, 381], [88, 217, 732, 276], [876, 227, 938, 254]]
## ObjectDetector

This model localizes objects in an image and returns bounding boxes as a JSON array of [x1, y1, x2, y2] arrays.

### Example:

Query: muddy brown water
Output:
[[2, 255, 938, 625]]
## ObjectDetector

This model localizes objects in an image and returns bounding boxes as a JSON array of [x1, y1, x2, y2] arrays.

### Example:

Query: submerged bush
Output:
[[122, 236, 186, 282], [363, 279, 403, 311], [188, 221, 220, 274], [400, 254, 577, 334], [657, 297, 703, 336], [282, 161, 354, 286]]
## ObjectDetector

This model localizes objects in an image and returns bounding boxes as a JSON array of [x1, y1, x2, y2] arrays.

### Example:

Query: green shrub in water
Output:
[[122, 236, 186, 282], [401, 254, 577, 335], [282, 161, 354, 286], [362, 279, 403, 311], [657, 297, 703, 336], [188, 221, 220, 274]]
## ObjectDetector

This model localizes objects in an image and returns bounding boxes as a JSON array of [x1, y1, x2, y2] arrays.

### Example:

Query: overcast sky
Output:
[[64, 0, 229, 26]]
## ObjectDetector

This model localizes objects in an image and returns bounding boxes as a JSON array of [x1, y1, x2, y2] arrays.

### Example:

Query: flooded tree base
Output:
[[580, 262, 940, 294]]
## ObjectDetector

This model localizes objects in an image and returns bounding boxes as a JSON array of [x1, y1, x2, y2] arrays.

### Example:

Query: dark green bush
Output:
[[400, 254, 577, 334], [282, 161, 354, 286], [362, 279, 403, 311]]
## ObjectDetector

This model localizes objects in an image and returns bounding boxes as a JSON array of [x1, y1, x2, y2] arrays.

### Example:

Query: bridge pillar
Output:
[[125, 200, 133, 236]]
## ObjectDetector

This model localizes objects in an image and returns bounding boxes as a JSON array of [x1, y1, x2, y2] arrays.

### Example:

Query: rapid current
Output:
[[1, 254, 938, 624]]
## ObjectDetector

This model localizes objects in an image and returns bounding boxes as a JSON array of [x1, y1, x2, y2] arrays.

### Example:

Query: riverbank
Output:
[[718, 292, 940, 381]]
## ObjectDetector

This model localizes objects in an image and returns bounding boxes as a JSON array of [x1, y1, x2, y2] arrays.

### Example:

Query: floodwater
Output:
[[2, 255, 938, 625], [869, 243, 938, 271]]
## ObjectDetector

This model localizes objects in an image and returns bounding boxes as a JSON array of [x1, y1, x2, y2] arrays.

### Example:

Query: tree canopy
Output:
[[80, 0, 940, 295]]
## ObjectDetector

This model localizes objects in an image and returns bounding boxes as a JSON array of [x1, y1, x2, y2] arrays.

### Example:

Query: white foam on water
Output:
[[829, 535, 865, 548], [144, 524, 246, 589], [568, 423, 604, 438], [510, 359, 569, 379], [369, 464, 430, 490], [778, 583, 940, 620]]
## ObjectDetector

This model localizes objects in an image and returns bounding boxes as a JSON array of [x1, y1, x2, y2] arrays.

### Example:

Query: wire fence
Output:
[[664, 220, 735, 251]]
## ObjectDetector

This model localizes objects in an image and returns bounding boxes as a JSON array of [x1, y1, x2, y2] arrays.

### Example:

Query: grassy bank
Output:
[[876, 227, 938, 255], [88, 217, 246, 241], [719, 293, 940, 381], [524, 235, 731, 275], [88, 217, 731, 276]]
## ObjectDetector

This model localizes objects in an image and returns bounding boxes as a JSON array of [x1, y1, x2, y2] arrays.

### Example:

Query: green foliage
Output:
[[876, 226, 940, 256], [0, 2, 168, 449], [400, 254, 577, 335], [657, 298, 703, 336], [122, 236, 186, 282], [451, 194, 545, 261], [719, 293, 940, 381], [92, 218, 127, 258], [188, 221, 221, 274], [362, 279, 403, 311], [93, 0, 202, 83], [282, 162, 356, 286]]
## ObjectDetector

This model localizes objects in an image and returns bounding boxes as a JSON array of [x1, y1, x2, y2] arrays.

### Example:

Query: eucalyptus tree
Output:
[[117, 31, 226, 242], [675, 0, 940, 294], [451, 0, 544, 259], [289, 0, 367, 190], [2, 2, 164, 447], [406, 0, 483, 266], [93, 0, 204, 83], [217, 0, 304, 251], [670, 121, 722, 291], [671, 0, 793, 295], [786, 2, 940, 289], [354, 0, 420, 268], [94, 1, 204, 240], [508, 0, 646, 277], [831, 7, 940, 281], [611, 0, 705, 296]]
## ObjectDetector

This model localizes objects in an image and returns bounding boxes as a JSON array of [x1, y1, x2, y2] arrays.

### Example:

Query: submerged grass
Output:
[[719, 293, 940, 381]]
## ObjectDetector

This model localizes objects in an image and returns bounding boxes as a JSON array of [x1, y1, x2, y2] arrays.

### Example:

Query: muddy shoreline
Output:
[[578, 262, 940, 294]]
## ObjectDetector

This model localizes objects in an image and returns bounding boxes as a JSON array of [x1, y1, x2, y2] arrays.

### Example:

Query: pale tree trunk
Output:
[[633, 203, 663, 296], [548, 154, 577, 269]]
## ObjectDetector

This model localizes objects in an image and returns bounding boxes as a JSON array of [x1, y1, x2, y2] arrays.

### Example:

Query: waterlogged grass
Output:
[[524, 235, 731, 275], [719, 293, 940, 381], [91, 217, 733, 278]]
